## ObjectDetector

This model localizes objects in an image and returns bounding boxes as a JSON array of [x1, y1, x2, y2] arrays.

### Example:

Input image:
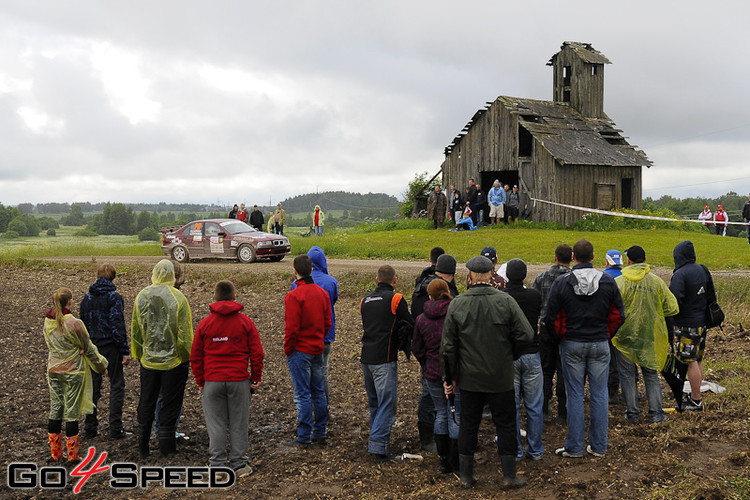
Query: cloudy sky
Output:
[[1, 1, 749, 206]]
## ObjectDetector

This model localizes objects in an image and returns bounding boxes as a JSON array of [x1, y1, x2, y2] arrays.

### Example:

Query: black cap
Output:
[[506, 258, 527, 282], [625, 245, 646, 263], [435, 254, 457, 274], [465, 256, 494, 273], [480, 246, 497, 261]]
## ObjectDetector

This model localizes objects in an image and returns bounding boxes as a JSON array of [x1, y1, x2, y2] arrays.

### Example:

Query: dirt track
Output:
[[1, 256, 748, 499]]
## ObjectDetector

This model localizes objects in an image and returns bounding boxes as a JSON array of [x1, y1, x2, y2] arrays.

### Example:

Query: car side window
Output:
[[183, 222, 202, 236], [205, 223, 221, 236]]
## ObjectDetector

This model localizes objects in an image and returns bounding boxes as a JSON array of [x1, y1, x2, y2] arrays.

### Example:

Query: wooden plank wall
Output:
[[552, 46, 605, 118]]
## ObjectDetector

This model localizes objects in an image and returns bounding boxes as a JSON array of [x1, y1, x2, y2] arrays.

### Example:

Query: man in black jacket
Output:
[[249, 205, 264, 231], [360, 265, 413, 462]]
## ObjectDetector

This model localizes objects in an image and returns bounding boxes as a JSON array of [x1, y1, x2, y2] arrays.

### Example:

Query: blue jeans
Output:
[[361, 362, 398, 455], [287, 350, 328, 443], [426, 379, 460, 439], [417, 374, 436, 426], [615, 349, 664, 422], [514, 353, 544, 459], [560, 340, 610, 455], [314, 226, 323, 237]]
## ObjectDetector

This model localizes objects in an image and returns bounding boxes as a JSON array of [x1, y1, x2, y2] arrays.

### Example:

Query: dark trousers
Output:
[[85, 343, 126, 434], [137, 362, 189, 435], [540, 331, 566, 416], [459, 388, 516, 456], [417, 374, 436, 425]]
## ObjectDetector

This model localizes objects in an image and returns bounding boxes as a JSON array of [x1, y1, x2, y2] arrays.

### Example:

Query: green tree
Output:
[[0, 204, 21, 232], [17, 203, 34, 214], [136, 211, 155, 232], [400, 171, 439, 218], [63, 204, 86, 226], [89, 203, 136, 235]]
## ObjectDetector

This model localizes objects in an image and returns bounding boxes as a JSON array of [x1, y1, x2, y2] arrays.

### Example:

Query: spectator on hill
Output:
[[502, 184, 511, 224], [249, 205, 264, 231], [466, 179, 478, 225], [313, 205, 325, 236], [698, 206, 712, 228], [236, 204, 248, 223], [80, 264, 131, 440], [228, 204, 238, 219], [190, 280, 264, 476], [714, 205, 728, 237], [488, 180, 506, 225], [451, 190, 463, 224], [274, 204, 286, 235], [454, 202, 476, 231], [427, 185, 448, 229], [507, 185, 520, 222]]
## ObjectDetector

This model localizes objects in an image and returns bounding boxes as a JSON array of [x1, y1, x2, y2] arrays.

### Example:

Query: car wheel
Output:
[[237, 244, 256, 263], [268, 255, 284, 262], [171, 246, 189, 263]]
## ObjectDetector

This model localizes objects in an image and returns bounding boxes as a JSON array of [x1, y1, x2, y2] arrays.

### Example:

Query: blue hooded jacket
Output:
[[291, 246, 338, 342], [669, 240, 708, 328], [80, 277, 129, 355]]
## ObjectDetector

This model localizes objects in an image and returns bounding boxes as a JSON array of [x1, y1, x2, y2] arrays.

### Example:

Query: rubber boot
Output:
[[138, 425, 150, 459], [48, 433, 62, 461], [449, 439, 459, 473], [65, 435, 80, 462], [459, 454, 476, 489], [434, 434, 451, 473], [159, 427, 177, 458], [418, 422, 437, 453], [500, 455, 526, 488]]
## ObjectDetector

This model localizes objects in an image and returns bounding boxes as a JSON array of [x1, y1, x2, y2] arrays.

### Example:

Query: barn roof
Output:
[[498, 96, 651, 167], [547, 41, 612, 66]]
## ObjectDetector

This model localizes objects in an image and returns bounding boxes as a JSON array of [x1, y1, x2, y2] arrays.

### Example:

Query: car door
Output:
[[202, 222, 229, 258], [182, 222, 205, 257]]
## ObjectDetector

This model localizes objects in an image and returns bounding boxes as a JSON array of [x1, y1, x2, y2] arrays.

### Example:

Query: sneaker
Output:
[[311, 435, 327, 446], [651, 414, 669, 424], [281, 439, 310, 448], [109, 429, 133, 439], [234, 465, 253, 478], [555, 447, 582, 458], [586, 445, 605, 458], [683, 396, 703, 412], [374, 453, 394, 464]]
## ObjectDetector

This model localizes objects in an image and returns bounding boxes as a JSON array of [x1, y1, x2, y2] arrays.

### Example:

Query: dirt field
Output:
[[1, 256, 748, 499]]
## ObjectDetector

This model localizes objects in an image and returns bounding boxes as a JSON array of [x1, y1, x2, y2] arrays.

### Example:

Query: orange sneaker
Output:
[[48, 433, 62, 461], [66, 435, 80, 461]]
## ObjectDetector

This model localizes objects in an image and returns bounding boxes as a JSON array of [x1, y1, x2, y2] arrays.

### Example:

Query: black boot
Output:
[[459, 454, 476, 488], [417, 422, 437, 453], [158, 427, 177, 458], [449, 439, 459, 473], [500, 455, 525, 488], [434, 434, 451, 473], [138, 425, 150, 459]]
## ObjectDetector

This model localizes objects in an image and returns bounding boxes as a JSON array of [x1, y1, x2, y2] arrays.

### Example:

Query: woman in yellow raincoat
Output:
[[44, 287, 108, 461]]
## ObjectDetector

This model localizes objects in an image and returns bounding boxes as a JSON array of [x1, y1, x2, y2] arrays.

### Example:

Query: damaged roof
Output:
[[547, 41, 612, 65], [498, 96, 651, 167]]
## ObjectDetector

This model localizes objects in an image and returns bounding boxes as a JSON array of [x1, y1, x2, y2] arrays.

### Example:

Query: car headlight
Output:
[[257, 241, 272, 247]]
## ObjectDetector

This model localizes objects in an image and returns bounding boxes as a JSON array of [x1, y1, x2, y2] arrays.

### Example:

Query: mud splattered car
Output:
[[161, 219, 291, 263]]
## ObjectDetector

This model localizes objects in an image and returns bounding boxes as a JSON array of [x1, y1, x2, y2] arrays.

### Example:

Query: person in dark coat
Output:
[[228, 204, 238, 219], [249, 205, 264, 231], [427, 185, 448, 229]]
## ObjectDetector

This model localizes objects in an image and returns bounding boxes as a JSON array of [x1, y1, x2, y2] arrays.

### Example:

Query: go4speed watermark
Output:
[[7, 447, 235, 493]]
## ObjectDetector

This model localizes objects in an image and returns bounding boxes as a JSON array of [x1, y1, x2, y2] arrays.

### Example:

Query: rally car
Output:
[[161, 219, 291, 263]]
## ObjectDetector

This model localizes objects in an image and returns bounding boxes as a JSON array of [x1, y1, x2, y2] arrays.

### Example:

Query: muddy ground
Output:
[[1, 256, 749, 499]]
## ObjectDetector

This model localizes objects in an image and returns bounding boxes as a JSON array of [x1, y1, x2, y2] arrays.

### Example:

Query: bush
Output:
[[138, 227, 161, 241], [46, 229, 57, 236], [2, 230, 20, 239], [74, 228, 99, 237], [38, 217, 60, 231]]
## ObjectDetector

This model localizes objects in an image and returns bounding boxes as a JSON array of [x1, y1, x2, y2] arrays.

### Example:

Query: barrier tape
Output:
[[529, 198, 750, 226]]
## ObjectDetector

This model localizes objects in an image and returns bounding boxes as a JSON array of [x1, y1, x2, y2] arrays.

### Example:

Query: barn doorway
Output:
[[621, 178, 634, 209], [481, 171, 518, 194]]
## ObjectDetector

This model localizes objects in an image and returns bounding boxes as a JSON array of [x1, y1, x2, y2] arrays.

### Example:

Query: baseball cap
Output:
[[480, 246, 497, 261], [605, 249, 623, 267], [625, 245, 646, 264]]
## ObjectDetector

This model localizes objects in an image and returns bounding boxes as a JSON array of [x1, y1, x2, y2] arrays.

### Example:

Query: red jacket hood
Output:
[[209, 300, 244, 316]]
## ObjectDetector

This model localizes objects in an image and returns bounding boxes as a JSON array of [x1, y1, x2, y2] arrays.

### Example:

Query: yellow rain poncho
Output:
[[613, 263, 679, 371], [44, 314, 108, 421], [131, 259, 193, 370]]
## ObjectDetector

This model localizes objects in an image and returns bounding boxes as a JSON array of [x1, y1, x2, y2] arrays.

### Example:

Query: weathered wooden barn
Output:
[[442, 42, 652, 224]]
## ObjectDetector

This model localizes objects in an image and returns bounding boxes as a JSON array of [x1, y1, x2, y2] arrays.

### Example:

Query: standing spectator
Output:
[[282, 255, 331, 447], [412, 252, 458, 319], [249, 205, 264, 232], [488, 180, 506, 225], [441, 256, 534, 488], [191, 281, 264, 475], [603, 250, 623, 278], [507, 185, 520, 222], [80, 264, 131, 440], [427, 185, 448, 229], [411, 246, 445, 312], [480, 246, 507, 290], [602, 249, 624, 401], [312, 205, 325, 236], [613, 246, 678, 423], [131, 259, 193, 458], [44, 288, 108, 462], [291, 246, 338, 401], [475, 184, 487, 227], [503, 259, 544, 461], [451, 189, 463, 224], [714, 205, 728, 237], [274, 203, 287, 235], [669, 241, 713, 411], [412, 279, 459, 474], [236, 203, 248, 223], [359, 265, 413, 462], [448, 184, 460, 223], [467, 179, 478, 225], [228, 204, 238, 219], [532, 244, 572, 422], [698, 205, 712, 228], [743, 193, 750, 244], [502, 184, 511, 224], [545, 239, 624, 459], [267, 213, 275, 233]]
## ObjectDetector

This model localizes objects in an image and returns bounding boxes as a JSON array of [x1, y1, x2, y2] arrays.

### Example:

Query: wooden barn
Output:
[[442, 41, 652, 225]]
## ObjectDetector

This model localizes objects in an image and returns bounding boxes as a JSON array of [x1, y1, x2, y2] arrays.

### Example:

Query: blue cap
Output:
[[605, 249, 623, 267]]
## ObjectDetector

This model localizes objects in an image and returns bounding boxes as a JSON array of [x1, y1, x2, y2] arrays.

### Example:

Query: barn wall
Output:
[[551, 46, 605, 118]]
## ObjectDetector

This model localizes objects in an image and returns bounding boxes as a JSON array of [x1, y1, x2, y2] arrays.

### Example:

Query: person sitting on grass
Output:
[[454, 202, 476, 231]]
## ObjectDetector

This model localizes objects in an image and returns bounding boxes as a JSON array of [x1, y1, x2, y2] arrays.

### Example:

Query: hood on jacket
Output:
[[209, 300, 244, 316], [621, 262, 650, 282], [88, 277, 116, 295], [673, 240, 696, 270], [151, 259, 176, 286], [308, 246, 329, 274], [422, 298, 451, 320], [571, 267, 603, 296]]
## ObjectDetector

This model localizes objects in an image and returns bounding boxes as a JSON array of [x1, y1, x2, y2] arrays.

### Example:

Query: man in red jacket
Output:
[[190, 280, 264, 476], [283, 255, 332, 447]]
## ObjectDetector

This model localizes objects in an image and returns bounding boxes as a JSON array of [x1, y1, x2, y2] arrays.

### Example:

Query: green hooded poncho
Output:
[[613, 263, 679, 370], [131, 259, 193, 370]]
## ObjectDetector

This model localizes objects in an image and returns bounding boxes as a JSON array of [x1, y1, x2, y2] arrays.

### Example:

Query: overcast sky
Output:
[[1, 1, 749, 207]]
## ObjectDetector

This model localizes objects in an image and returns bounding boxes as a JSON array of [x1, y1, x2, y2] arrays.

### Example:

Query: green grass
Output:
[[288, 225, 750, 270]]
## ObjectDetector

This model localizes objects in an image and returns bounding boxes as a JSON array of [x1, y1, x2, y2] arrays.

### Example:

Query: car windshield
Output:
[[219, 220, 257, 235]]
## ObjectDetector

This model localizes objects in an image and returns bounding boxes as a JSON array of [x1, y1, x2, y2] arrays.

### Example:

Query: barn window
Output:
[[518, 125, 532, 157], [591, 65, 597, 76], [563, 66, 571, 86]]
